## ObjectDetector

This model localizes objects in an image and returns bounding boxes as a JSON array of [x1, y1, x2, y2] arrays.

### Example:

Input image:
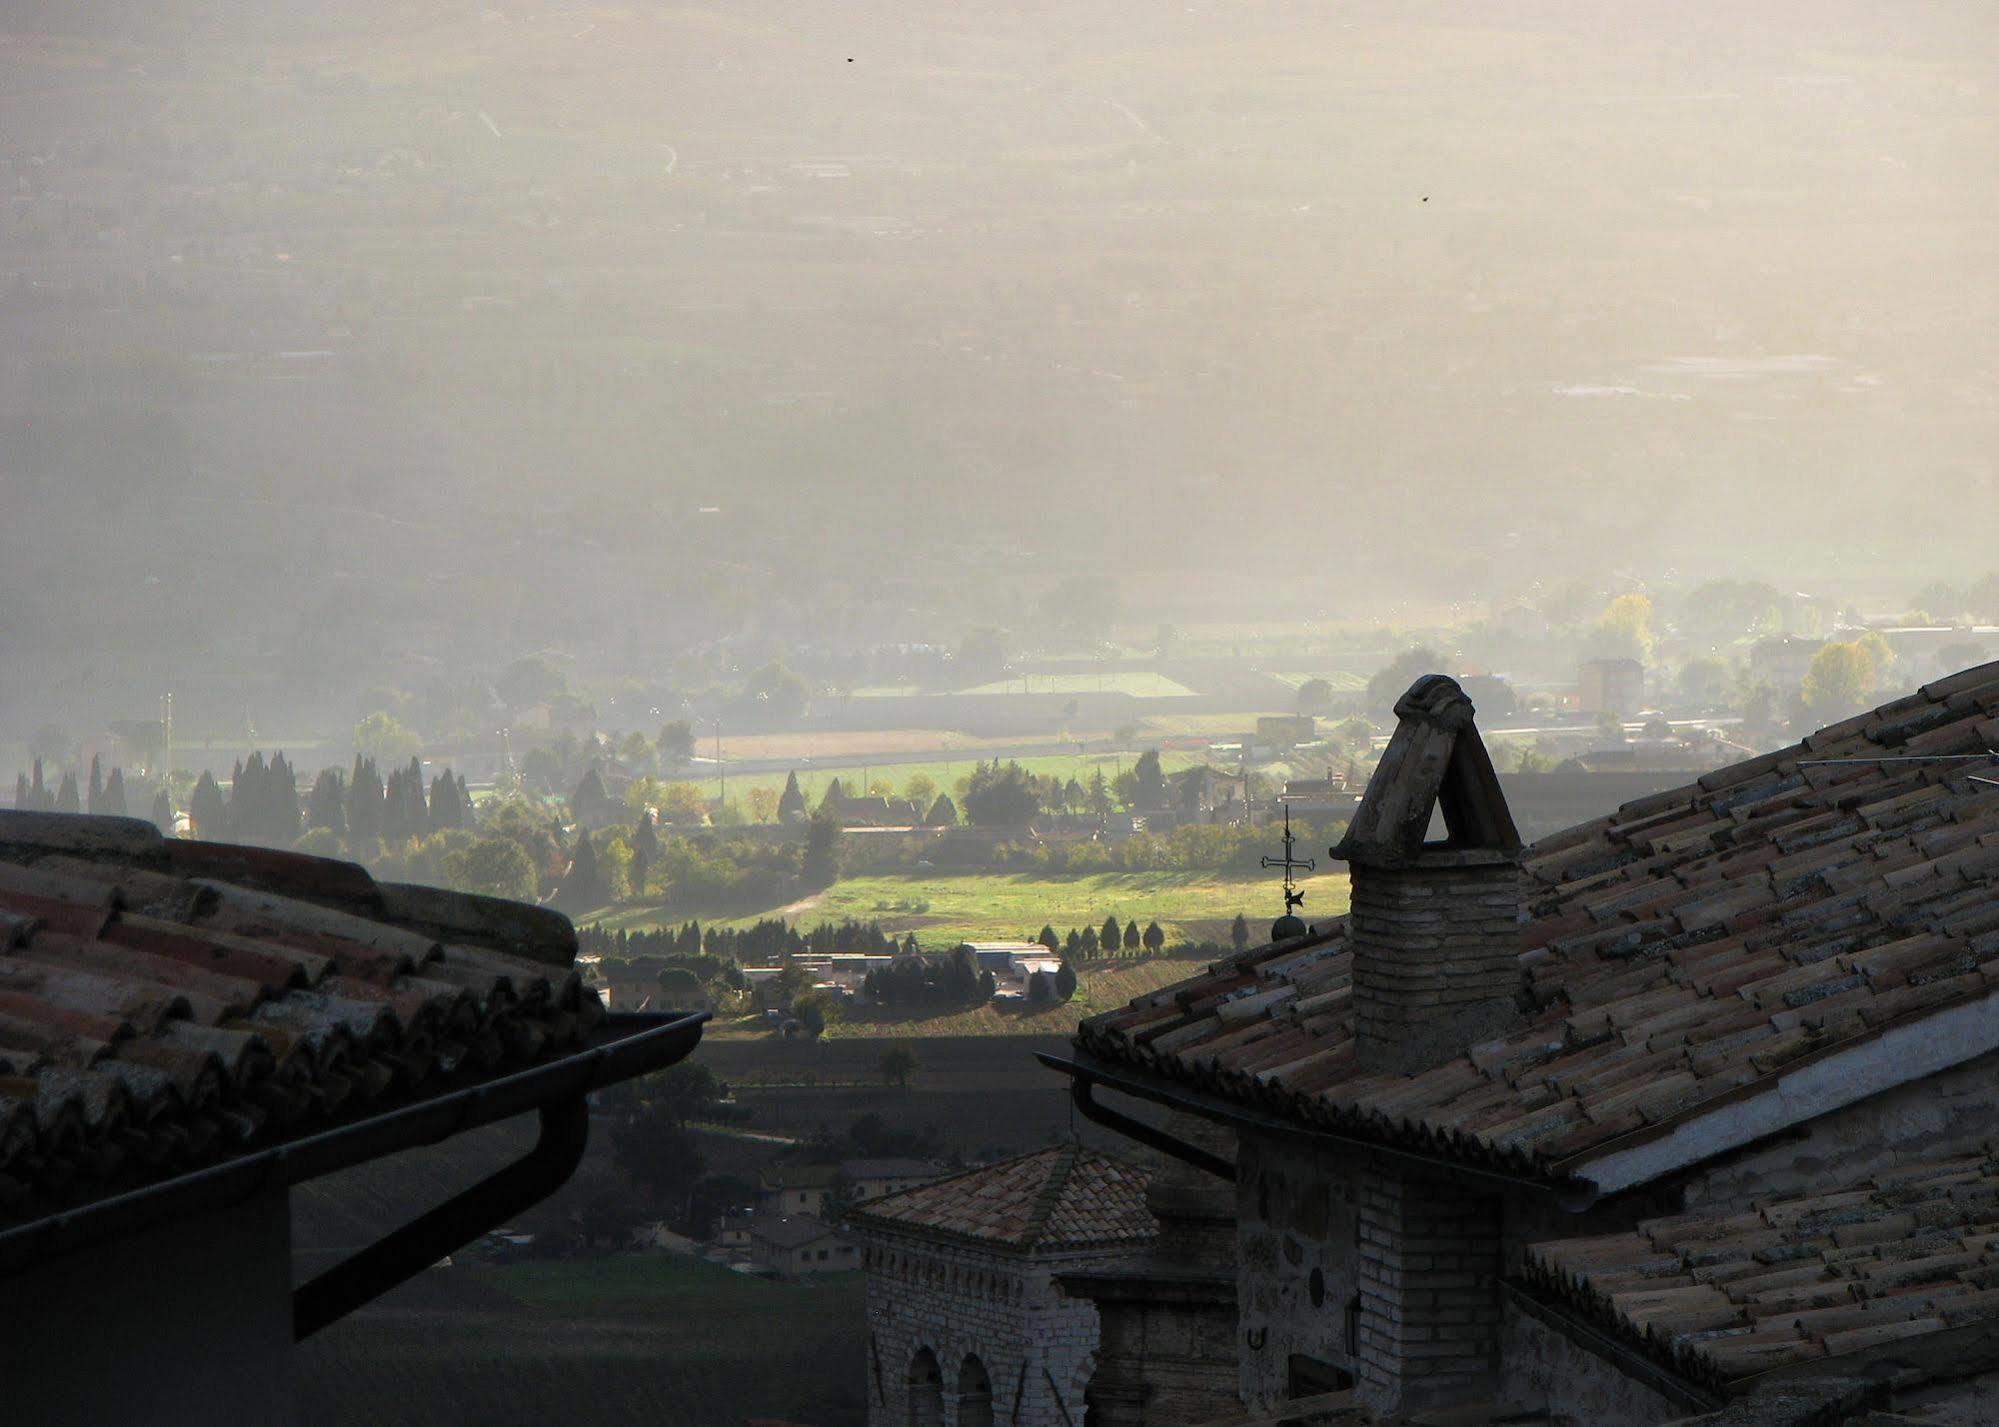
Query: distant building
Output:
[[959, 941, 1057, 975], [747, 1215, 858, 1276], [1575, 656, 1645, 715], [1278, 772, 1364, 821], [826, 795, 923, 827], [1255, 714, 1318, 748], [761, 1158, 948, 1217], [1748, 634, 1826, 690]]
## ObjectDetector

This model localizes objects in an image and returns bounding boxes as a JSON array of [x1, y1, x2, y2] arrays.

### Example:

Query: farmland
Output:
[[296, 1253, 867, 1427], [652, 748, 1214, 820], [591, 867, 1351, 950]]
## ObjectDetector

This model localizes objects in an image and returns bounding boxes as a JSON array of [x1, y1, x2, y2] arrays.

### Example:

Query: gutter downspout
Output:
[[1067, 1075, 1235, 1182], [293, 1096, 590, 1339]]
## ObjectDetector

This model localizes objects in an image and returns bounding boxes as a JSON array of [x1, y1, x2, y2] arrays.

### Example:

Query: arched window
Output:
[[957, 1354, 994, 1427], [907, 1347, 943, 1427]]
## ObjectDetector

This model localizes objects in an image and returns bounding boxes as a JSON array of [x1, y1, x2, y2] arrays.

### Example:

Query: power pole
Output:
[[714, 720, 725, 807]]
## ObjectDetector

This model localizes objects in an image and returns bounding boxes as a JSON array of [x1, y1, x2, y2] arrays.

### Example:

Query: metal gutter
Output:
[[1067, 1076, 1235, 1181], [293, 1096, 589, 1339], [1042, 1049, 1557, 1197], [0, 1011, 708, 1289]]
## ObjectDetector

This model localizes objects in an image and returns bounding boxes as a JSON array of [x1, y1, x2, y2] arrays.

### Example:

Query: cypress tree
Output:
[[818, 777, 848, 813], [308, 768, 346, 833], [1037, 924, 1059, 952], [1231, 912, 1250, 952], [189, 771, 226, 838], [1080, 926, 1099, 955], [631, 813, 659, 899], [270, 753, 301, 841], [1124, 918, 1141, 951], [102, 767, 127, 816], [229, 755, 259, 838], [87, 755, 104, 814], [1054, 958, 1078, 1002], [151, 787, 174, 834], [31, 758, 48, 810], [457, 773, 473, 825], [1143, 920, 1165, 954], [13, 773, 28, 810], [777, 771, 806, 822], [570, 766, 610, 828], [348, 757, 382, 841], [54, 771, 80, 813], [1101, 914, 1121, 953], [429, 772, 463, 831], [1064, 928, 1082, 955], [562, 831, 607, 909], [925, 793, 957, 826]]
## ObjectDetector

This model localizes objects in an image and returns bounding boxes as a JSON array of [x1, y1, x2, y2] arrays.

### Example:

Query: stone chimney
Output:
[[1331, 675, 1524, 1076]]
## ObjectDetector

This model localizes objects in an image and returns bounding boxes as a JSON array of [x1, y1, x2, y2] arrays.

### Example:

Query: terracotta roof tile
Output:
[[1076, 661, 1999, 1186], [1522, 1152, 1999, 1392], [0, 811, 604, 1227], [846, 1144, 1152, 1253]]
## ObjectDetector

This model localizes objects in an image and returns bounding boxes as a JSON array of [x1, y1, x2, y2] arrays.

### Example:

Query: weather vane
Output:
[[1261, 803, 1316, 939]]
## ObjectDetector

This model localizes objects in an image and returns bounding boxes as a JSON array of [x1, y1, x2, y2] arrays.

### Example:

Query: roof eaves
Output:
[[0, 1010, 705, 1279], [1558, 984, 1999, 1197]]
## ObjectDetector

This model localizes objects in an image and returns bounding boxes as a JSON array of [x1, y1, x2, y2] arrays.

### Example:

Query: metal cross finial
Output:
[[1262, 804, 1317, 915]]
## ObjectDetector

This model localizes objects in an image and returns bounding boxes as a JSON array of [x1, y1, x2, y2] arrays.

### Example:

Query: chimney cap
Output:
[[1333, 674, 1522, 870]]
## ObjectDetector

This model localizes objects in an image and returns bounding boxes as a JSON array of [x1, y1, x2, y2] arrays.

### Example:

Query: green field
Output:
[[594, 867, 1350, 949], [661, 749, 1211, 817], [297, 1254, 867, 1427], [847, 671, 1197, 699]]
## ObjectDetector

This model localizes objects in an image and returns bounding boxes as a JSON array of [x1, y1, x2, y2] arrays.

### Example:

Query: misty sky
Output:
[[1, 1, 1995, 732]]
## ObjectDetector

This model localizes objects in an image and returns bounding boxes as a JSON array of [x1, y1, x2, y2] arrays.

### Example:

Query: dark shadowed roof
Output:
[[0, 810, 667, 1240], [1523, 1151, 1999, 1394], [846, 1144, 1153, 1253], [1076, 663, 1999, 1196], [747, 1213, 846, 1250]]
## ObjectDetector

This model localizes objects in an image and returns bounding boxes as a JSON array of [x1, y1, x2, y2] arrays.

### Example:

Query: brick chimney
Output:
[[1331, 675, 1524, 1076]]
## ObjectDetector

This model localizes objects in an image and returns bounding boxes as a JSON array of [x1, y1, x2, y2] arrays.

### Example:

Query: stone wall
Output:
[[1234, 1132, 1363, 1413], [857, 1230, 1122, 1427], [1496, 1300, 1689, 1427], [0, 1186, 297, 1427]]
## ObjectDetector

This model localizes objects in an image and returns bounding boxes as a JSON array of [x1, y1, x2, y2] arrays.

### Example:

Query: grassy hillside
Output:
[[593, 867, 1350, 949]]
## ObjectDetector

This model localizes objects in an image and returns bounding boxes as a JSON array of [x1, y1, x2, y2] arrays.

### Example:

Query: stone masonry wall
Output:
[[1350, 858, 1523, 1075], [858, 1229, 1120, 1427], [1234, 1132, 1363, 1413], [1496, 1301, 1686, 1427]]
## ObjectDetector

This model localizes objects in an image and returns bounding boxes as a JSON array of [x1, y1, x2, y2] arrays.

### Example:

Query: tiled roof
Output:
[[846, 1144, 1153, 1253], [1522, 1152, 1999, 1393], [1077, 663, 1999, 1189], [747, 1213, 845, 1250], [842, 1156, 944, 1180], [0, 811, 607, 1232]]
